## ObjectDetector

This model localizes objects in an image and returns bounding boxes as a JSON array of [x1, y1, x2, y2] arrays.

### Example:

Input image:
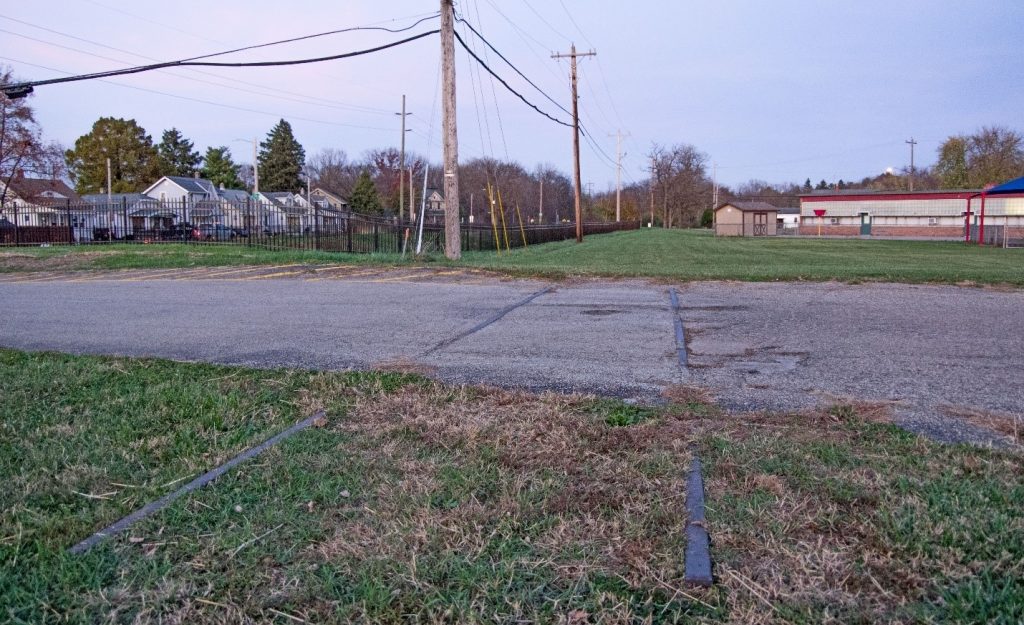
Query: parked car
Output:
[[199, 224, 235, 241], [231, 226, 250, 238], [92, 227, 112, 241]]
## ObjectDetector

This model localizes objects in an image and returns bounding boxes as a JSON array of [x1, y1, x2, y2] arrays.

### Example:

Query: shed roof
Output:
[[716, 201, 779, 212]]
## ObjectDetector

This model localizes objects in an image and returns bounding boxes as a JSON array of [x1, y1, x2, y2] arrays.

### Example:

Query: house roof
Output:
[[82, 192, 146, 205], [777, 207, 800, 215], [311, 187, 348, 204], [5, 177, 82, 204], [217, 189, 250, 202], [142, 175, 218, 197], [716, 201, 780, 212]]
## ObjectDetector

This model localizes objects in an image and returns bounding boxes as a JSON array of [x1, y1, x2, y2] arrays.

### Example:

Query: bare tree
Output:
[[648, 142, 710, 227], [0, 66, 47, 207], [307, 148, 357, 197]]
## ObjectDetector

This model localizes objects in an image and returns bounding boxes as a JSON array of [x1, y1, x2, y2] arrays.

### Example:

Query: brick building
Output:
[[799, 185, 1024, 240]]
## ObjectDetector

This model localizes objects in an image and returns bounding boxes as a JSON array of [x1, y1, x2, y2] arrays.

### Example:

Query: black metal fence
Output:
[[0, 198, 641, 253]]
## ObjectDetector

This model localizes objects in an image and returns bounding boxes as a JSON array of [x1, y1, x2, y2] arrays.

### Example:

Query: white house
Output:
[[0, 176, 96, 240]]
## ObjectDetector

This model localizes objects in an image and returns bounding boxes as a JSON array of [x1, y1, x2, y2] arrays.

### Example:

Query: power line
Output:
[[455, 15, 571, 118], [0, 26, 399, 117], [452, 29, 572, 129], [0, 13, 401, 115], [0, 55, 395, 132], [3, 30, 439, 91]]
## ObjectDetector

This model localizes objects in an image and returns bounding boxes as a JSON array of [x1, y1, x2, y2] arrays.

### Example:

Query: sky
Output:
[[2, 0, 1022, 190]]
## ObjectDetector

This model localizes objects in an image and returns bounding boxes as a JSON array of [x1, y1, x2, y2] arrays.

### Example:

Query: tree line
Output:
[[4, 65, 1023, 225]]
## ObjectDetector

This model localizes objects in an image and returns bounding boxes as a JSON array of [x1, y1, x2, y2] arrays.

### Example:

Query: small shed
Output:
[[714, 201, 780, 236]]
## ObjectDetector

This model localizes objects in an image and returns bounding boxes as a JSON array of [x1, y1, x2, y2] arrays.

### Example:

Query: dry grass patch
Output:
[[941, 404, 1023, 446], [696, 404, 1024, 624]]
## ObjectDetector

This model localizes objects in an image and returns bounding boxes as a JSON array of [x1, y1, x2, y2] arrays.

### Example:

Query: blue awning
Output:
[[986, 176, 1024, 195]]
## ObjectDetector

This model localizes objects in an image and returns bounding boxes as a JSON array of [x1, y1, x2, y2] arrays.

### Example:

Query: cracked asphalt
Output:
[[1, 267, 1020, 445]]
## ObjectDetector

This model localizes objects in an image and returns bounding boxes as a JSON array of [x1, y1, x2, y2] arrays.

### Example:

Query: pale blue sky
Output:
[[2, 1, 1021, 189]]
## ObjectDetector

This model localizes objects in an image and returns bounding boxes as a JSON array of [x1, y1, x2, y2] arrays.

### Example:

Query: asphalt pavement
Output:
[[1, 268, 1020, 444]]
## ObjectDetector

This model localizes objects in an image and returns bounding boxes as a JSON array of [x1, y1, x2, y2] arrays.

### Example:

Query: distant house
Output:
[[777, 207, 800, 231], [82, 192, 159, 236], [0, 176, 95, 239], [714, 201, 780, 237], [254, 191, 311, 233], [309, 187, 349, 211], [424, 188, 445, 224]]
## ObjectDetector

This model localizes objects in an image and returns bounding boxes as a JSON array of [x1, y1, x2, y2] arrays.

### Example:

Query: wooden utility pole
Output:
[[553, 44, 595, 243], [440, 0, 461, 259], [906, 137, 918, 192], [608, 129, 629, 221], [397, 95, 411, 222]]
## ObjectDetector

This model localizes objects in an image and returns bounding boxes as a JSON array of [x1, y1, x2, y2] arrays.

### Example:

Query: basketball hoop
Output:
[[813, 209, 826, 236]]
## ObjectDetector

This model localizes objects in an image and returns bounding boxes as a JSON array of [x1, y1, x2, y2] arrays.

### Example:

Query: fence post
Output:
[[121, 196, 128, 240], [373, 222, 379, 253], [66, 199, 74, 245], [315, 205, 320, 251], [347, 216, 353, 253], [13, 205, 20, 246]]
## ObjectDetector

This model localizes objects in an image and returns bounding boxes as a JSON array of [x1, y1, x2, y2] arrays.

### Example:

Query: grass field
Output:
[[3, 229, 1022, 285], [2, 350, 1021, 623], [461, 229, 1024, 285]]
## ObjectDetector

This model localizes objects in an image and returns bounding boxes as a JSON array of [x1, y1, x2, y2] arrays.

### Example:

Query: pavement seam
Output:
[[421, 286, 553, 356], [684, 454, 714, 587], [68, 410, 327, 555], [669, 287, 689, 371]]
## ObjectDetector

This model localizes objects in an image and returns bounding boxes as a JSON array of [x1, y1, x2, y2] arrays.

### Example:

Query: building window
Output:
[[830, 217, 840, 225], [928, 217, 938, 226]]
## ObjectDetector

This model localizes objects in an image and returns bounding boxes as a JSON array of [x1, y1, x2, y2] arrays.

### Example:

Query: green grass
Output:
[[4, 229, 1023, 285], [460, 229, 1024, 285], [0, 243, 406, 273], [2, 351, 1021, 623]]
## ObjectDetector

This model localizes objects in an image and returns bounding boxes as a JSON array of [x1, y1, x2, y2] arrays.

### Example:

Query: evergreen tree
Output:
[[348, 170, 382, 214], [815, 179, 829, 190], [201, 146, 243, 189], [157, 128, 202, 177], [65, 117, 160, 193], [802, 178, 813, 193], [257, 119, 305, 191]]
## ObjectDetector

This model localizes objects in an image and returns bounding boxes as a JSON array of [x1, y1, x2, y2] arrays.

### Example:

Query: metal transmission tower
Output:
[[552, 44, 596, 243], [441, 0, 461, 259]]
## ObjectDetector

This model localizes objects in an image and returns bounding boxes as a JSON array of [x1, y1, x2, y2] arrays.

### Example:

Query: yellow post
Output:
[[486, 181, 501, 254], [515, 200, 529, 247], [496, 188, 511, 251]]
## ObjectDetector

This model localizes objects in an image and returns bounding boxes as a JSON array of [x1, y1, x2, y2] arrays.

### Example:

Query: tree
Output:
[[201, 146, 242, 189], [65, 117, 160, 194], [815, 179, 830, 190], [648, 142, 710, 228], [308, 148, 357, 196], [157, 128, 201, 177], [348, 170, 381, 214], [257, 119, 305, 192], [936, 127, 1024, 189], [965, 126, 1024, 186], [934, 136, 969, 189], [802, 178, 813, 193], [0, 65, 50, 206]]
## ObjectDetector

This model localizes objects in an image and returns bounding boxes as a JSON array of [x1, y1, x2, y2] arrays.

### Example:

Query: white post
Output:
[[416, 164, 430, 255]]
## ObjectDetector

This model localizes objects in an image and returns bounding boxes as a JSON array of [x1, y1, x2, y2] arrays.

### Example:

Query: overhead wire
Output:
[[0, 13, 398, 115], [452, 30, 572, 130], [3, 29, 440, 90], [0, 28, 398, 117], [0, 55, 394, 132]]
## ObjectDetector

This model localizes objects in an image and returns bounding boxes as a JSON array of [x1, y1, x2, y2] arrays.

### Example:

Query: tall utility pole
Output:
[[609, 130, 629, 222], [906, 137, 918, 192], [553, 44, 596, 243], [440, 0, 461, 259], [396, 95, 412, 223]]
